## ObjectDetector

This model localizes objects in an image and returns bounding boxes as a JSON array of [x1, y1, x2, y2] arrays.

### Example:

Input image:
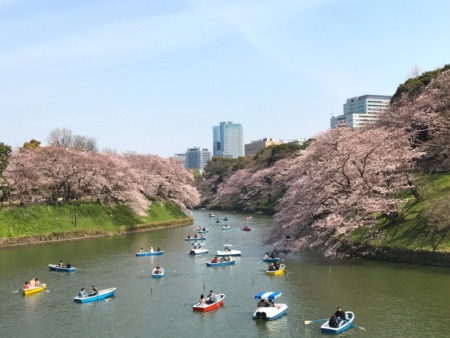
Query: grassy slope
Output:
[[0, 201, 189, 239], [350, 173, 450, 252]]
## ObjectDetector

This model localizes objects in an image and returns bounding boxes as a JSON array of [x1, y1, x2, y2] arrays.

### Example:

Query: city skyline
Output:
[[2, 1, 450, 157]]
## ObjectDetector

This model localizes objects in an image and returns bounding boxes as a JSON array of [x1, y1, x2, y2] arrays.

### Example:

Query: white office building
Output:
[[185, 147, 211, 170], [331, 95, 391, 128]]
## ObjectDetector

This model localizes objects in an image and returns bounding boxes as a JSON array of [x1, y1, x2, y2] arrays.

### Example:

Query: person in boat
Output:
[[58, 260, 64, 267], [211, 256, 218, 263], [224, 246, 231, 253], [150, 246, 154, 253], [89, 285, 99, 296], [334, 306, 346, 323], [224, 255, 230, 261], [34, 278, 40, 287], [29, 278, 36, 287], [187, 234, 191, 239], [157, 247, 160, 252], [264, 252, 270, 259], [194, 234, 197, 238], [202, 227, 206, 231], [274, 262, 280, 270], [257, 299, 268, 307], [139, 248, 144, 253], [268, 263, 275, 271], [329, 314, 339, 328], [79, 288, 88, 298], [269, 251, 275, 259], [199, 294, 206, 305], [66, 262, 72, 269], [154, 266, 162, 274], [23, 281, 30, 289], [206, 290, 216, 304]]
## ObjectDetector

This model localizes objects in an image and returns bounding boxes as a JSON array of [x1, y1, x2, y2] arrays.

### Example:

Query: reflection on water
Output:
[[1, 210, 450, 338]]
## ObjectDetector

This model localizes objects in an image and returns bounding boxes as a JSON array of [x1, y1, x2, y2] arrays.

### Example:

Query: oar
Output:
[[304, 318, 328, 325], [352, 323, 366, 331]]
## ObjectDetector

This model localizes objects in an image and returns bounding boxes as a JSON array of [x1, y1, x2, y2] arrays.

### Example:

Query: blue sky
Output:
[[1, 0, 450, 157]]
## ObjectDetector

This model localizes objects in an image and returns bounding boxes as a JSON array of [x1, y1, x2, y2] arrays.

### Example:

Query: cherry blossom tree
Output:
[[267, 126, 418, 254], [4, 147, 199, 215]]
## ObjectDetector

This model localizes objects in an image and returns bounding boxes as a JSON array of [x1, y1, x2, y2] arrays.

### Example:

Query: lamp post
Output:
[[74, 213, 78, 228]]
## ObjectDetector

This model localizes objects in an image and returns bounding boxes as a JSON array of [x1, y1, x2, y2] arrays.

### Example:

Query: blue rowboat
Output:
[[253, 291, 288, 320], [73, 288, 116, 303], [206, 258, 236, 266], [185, 237, 206, 241], [152, 267, 165, 278], [262, 257, 281, 263], [321, 311, 354, 334], [222, 225, 231, 230], [136, 251, 164, 257], [48, 264, 77, 272]]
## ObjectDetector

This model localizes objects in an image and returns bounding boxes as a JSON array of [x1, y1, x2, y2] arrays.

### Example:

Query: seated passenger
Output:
[[58, 260, 64, 267], [79, 288, 88, 298], [199, 294, 206, 305], [139, 248, 144, 253], [211, 257, 218, 263], [334, 306, 346, 323], [34, 278, 40, 287], [157, 247, 161, 252], [29, 278, 36, 287], [329, 315, 339, 328], [257, 299, 267, 307], [89, 285, 99, 296], [66, 262, 72, 269], [23, 281, 30, 289]]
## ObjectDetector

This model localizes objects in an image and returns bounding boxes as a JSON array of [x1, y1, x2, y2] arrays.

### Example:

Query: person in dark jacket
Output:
[[334, 306, 346, 323], [329, 314, 339, 328]]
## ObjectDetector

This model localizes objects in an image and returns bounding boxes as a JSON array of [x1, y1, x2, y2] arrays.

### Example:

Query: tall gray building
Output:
[[331, 94, 391, 128], [212, 121, 244, 158], [185, 147, 211, 170]]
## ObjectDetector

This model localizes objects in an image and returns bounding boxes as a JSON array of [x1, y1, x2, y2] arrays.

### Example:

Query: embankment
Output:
[[0, 217, 193, 247]]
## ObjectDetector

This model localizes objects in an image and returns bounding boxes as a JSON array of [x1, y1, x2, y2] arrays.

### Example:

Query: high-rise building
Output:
[[185, 147, 211, 170], [330, 95, 391, 129], [212, 121, 244, 158], [170, 153, 187, 167]]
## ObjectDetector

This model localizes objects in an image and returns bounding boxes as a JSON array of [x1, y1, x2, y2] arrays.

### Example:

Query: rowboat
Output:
[[185, 237, 206, 241], [73, 288, 116, 303], [265, 264, 285, 276], [321, 311, 355, 334], [206, 257, 236, 266], [223, 217, 228, 221], [48, 264, 77, 272], [222, 225, 231, 230], [262, 257, 281, 263], [242, 226, 251, 231], [197, 229, 209, 234], [245, 216, 253, 220], [253, 291, 288, 320], [152, 267, 165, 278], [193, 294, 225, 312], [136, 250, 164, 257], [217, 244, 241, 257], [190, 243, 208, 255], [215, 219, 220, 223], [209, 213, 215, 217], [23, 284, 47, 296]]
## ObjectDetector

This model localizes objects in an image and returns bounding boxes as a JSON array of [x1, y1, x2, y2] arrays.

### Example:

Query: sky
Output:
[[1, 0, 450, 157]]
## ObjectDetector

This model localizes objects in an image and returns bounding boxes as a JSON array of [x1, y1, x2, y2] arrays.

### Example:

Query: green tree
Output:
[[0, 142, 12, 176]]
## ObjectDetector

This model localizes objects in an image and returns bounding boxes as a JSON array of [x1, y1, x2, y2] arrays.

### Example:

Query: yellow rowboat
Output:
[[265, 264, 285, 276], [23, 284, 47, 296]]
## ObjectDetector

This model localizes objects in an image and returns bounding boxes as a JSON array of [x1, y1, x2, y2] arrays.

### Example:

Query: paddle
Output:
[[304, 318, 328, 325], [352, 323, 366, 331]]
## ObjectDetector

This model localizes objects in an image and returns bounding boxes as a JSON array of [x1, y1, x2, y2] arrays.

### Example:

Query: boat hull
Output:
[[193, 294, 225, 312], [185, 238, 206, 241], [262, 258, 281, 263], [266, 264, 285, 275], [253, 304, 288, 320], [48, 264, 77, 272], [23, 284, 47, 296], [74, 288, 116, 303], [206, 259, 236, 267], [189, 249, 208, 255], [217, 250, 241, 256], [321, 311, 354, 334], [136, 251, 164, 257]]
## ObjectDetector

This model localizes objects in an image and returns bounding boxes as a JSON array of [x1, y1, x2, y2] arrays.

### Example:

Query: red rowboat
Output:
[[192, 294, 225, 312]]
